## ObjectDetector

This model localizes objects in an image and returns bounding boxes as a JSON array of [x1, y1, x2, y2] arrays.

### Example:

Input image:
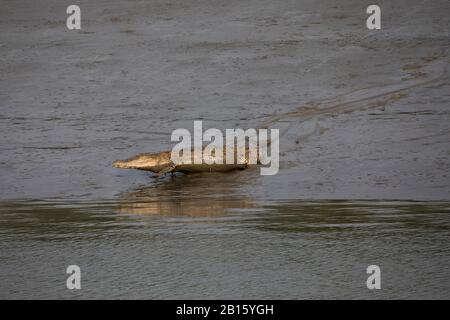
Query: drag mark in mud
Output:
[[259, 53, 449, 141]]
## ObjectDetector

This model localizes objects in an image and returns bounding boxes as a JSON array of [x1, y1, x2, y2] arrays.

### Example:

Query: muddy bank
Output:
[[0, 0, 449, 200]]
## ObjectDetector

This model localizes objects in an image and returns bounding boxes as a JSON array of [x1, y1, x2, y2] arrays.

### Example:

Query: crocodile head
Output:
[[113, 152, 171, 172]]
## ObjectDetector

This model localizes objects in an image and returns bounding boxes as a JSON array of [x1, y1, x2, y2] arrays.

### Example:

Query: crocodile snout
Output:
[[113, 160, 129, 169]]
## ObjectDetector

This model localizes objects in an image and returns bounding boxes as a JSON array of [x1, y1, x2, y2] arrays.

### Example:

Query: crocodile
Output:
[[113, 146, 256, 177]]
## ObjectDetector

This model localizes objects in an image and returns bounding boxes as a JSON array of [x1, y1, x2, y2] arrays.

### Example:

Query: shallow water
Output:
[[1, 197, 449, 299]]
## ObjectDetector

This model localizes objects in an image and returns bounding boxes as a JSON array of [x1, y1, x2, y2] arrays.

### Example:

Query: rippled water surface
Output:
[[1, 196, 449, 299]]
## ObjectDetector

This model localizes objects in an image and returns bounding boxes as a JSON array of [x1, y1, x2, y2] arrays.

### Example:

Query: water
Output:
[[1, 195, 449, 299]]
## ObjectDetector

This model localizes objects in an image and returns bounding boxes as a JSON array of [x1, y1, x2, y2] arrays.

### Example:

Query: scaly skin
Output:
[[113, 146, 257, 176]]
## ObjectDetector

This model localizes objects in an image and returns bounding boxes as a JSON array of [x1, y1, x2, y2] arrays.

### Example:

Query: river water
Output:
[[1, 198, 450, 299], [1, 0, 450, 299]]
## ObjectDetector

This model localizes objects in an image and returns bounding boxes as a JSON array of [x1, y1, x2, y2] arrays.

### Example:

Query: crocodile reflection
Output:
[[116, 171, 258, 216]]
